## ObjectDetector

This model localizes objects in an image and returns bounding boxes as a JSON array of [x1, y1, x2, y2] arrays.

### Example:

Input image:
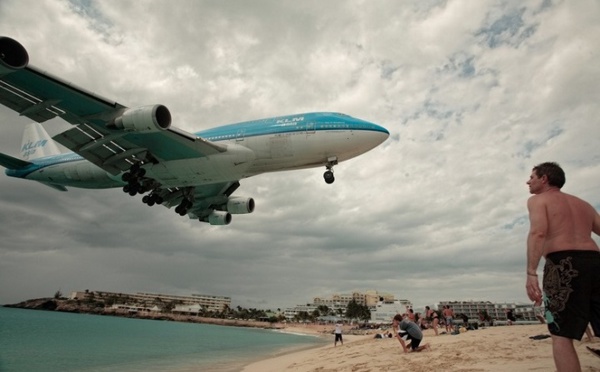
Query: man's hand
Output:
[[526, 274, 542, 304]]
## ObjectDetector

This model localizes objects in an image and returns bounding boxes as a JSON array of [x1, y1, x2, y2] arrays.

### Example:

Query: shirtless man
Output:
[[525, 162, 600, 372], [442, 305, 454, 333]]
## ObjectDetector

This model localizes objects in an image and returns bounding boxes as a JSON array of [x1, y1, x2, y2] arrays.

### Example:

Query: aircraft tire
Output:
[[324, 171, 335, 184]]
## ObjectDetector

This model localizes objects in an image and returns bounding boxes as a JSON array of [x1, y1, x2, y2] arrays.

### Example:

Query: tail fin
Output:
[[21, 122, 62, 160]]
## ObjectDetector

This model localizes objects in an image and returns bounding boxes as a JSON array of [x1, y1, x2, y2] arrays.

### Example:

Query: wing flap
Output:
[[54, 123, 227, 176], [53, 124, 143, 175], [0, 66, 123, 124]]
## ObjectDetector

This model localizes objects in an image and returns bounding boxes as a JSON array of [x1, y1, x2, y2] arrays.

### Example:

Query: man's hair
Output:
[[532, 162, 565, 188]]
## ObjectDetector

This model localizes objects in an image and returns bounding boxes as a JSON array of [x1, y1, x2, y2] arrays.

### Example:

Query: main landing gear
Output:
[[323, 156, 338, 184], [122, 162, 148, 196], [120, 163, 195, 217], [121, 162, 160, 204]]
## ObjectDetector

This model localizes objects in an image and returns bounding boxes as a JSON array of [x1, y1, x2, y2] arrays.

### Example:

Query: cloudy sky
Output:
[[0, 0, 598, 312]]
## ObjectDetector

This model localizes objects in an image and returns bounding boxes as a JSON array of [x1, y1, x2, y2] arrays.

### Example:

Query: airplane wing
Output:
[[0, 39, 225, 175], [1, 37, 252, 224]]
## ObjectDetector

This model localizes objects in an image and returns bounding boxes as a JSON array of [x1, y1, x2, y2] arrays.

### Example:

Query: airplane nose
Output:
[[366, 122, 390, 144]]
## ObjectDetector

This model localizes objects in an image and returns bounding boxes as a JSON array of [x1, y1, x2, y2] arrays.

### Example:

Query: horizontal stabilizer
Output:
[[37, 182, 68, 192], [0, 152, 32, 169]]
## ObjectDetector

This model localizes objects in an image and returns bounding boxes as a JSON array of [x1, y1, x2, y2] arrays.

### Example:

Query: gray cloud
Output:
[[1, 0, 599, 311]]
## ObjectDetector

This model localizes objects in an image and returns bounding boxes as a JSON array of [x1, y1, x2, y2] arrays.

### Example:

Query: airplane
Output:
[[0, 36, 389, 225]]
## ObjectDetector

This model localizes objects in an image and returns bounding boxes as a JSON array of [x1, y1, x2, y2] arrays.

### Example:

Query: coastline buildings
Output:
[[285, 290, 405, 321], [437, 300, 541, 323], [285, 290, 542, 325], [70, 290, 231, 313], [69, 289, 541, 324]]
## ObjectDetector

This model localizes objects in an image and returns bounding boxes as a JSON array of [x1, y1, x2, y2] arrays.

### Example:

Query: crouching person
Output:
[[392, 314, 430, 353]]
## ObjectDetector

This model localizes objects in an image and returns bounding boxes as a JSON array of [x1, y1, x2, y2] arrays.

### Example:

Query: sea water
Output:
[[0, 307, 325, 372]]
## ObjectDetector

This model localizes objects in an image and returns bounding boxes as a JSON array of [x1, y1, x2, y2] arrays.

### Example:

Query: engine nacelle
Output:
[[0, 37, 29, 76], [226, 197, 255, 214], [111, 105, 171, 132], [208, 210, 232, 225]]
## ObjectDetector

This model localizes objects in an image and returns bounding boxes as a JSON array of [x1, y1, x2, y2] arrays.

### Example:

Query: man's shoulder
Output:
[[528, 191, 559, 204]]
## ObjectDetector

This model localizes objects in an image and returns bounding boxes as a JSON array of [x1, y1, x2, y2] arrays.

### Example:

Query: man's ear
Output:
[[541, 174, 549, 184]]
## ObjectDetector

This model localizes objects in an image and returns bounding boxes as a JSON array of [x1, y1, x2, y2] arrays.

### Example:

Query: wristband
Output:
[[527, 273, 537, 277]]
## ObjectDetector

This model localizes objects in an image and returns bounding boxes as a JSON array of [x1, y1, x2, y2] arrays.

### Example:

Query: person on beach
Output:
[[405, 307, 416, 322], [442, 305, 454, 333], [334, 322, 343, 346], [525, 162, 600, 372], [425, 306, 439, 335], [506, 309, 516, 326], [392, 314, 430, 353]]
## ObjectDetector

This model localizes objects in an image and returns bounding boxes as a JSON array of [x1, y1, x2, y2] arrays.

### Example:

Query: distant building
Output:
[[285, 290, 399, 321], [284, 304, 318, 320], [172, 303, 204, 315], [438, 300, 542, 324], [369, 299, 413, 323], [312, 290, 396, 309], [70, 290, 231, 312]]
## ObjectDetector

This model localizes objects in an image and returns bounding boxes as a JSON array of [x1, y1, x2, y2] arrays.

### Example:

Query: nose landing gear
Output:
[[323, 157, 338, 184]]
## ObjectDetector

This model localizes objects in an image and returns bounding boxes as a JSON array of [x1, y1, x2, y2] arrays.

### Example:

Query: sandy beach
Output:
[[242, 324, 600, 371]]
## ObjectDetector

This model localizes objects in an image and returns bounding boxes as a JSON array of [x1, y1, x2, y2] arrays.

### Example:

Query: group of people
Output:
[[398, 162, 600, 368], [335, 163, 599, 370], [403, 304, 471, 336]]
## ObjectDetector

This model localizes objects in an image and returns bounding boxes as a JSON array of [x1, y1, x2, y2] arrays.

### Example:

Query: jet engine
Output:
[[0, 37, 29, 76], [208, 210, 232, 225], [226, 197, 255, 214], [111, 105, 171, 132]]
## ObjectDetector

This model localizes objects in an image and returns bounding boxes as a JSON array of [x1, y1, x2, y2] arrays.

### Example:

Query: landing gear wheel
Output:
[[324, 170, 335, 184], [175, 198, 193, 216], [323, 156, 338, 184]]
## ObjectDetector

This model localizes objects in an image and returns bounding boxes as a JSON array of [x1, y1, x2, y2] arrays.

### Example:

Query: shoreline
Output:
[[2, 298, 287, 331], [239, 324, 600, 372]]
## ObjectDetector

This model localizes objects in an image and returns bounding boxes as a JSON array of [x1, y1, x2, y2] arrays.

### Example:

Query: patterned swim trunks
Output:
[[543, 250, 600, 340]]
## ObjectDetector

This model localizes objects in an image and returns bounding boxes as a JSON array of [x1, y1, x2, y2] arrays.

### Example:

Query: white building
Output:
[[369, 299, 413, 323]]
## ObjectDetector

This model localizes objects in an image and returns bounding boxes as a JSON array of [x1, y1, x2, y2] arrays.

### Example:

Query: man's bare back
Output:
[[528, 190, 600, 257]]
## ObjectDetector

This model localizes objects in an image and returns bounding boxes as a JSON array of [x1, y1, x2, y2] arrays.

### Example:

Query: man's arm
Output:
[[592, 207, 600, 236], [526, 196, 547, 304], [397, 336, 408, 353]]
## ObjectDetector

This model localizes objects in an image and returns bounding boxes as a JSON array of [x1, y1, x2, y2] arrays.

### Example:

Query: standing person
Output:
[[425, 306, 439, 335], [406, 308, 416, 322], [525, 162, 600, 372], [392, 314, 430, 353], [334, 322, 343, 346], [442, 305, 454, 333]]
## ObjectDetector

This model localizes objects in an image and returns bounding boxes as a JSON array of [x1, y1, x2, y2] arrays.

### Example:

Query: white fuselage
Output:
[[21, 126, 388, 189]]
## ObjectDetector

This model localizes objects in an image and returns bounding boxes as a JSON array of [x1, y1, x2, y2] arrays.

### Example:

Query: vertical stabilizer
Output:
[[20, 122, 62, 160]]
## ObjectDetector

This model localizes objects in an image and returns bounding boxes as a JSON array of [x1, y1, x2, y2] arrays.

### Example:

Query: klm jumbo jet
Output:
[[0, 36, 389, 225]]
